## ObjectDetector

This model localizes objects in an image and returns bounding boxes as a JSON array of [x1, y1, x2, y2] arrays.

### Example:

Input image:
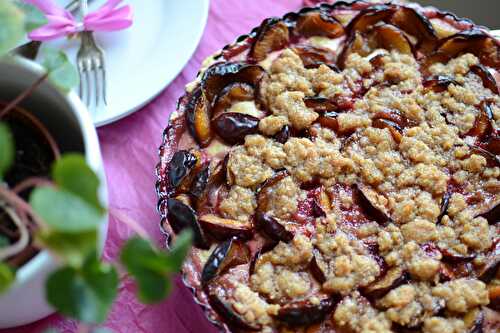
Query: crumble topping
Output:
[[232, 284, 280, 326], [431, 279, 490, 313], [166, 4, 500, 332], [219, 186, 257, 221], [199, 46, 498, 331], [227, 145, 274, 187], [316, 231, 381, 294], [378, 283, 444, 327], [422, 317, 466, 333], [334, 291, 393, 333], [251, 235, 315, 301]]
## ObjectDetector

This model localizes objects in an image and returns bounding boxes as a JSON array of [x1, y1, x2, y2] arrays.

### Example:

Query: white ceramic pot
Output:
[[0, 57, 108, 329]]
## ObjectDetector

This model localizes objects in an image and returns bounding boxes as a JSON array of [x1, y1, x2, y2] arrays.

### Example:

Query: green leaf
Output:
[[14, 2, 47, 32], [37, 229, 98, 267], [39, 47, 79, 92], [0, 123, 14, 179], [0, 262, 14, 294], [30, 187, 104, 233], [0, 1, 25, 56], [120, 233, 191, 304], [46, 254, 118, 324], [0, 235, 9, 248], [53, 154, 104, 212], [165, 230, 193, 271], [120, 238, 171, 304]]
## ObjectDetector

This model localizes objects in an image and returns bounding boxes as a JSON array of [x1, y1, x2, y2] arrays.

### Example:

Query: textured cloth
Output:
[[3, 1, 303, 332]]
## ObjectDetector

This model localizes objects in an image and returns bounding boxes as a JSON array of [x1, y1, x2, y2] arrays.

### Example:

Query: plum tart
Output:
[[156, 1, 500, 332]]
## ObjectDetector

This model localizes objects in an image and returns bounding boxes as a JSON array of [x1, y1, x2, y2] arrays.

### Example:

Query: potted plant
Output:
[[0, 2, 192, 331]]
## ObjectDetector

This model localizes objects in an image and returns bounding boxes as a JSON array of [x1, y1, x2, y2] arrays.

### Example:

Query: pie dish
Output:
[[156, 1, 500, 332]]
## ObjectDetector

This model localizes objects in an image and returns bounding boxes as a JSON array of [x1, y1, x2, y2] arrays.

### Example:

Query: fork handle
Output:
[[80, 0, 89, 16]]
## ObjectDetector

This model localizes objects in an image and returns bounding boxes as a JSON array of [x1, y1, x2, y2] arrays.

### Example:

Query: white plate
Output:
[[47, 0, 209, 127]]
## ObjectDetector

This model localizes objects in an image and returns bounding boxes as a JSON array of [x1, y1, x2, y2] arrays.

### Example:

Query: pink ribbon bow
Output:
[[26, 0, 133, 41]]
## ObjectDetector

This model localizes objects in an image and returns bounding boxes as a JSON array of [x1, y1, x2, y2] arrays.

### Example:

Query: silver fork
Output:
[[76, 0, 107, 108]]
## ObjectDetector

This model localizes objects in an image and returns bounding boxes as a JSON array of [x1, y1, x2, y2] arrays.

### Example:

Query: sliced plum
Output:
[[274, 125, 291, 144], [186, 89, 213, 147], [173, 193, 192, 207], [338, 31, 369, 69], [420, 52, 453, 77], [250, 18, 290, 62], [212, 82, 255, 118], [212, 112, 260, 145], [372, 23, 413, 55], [206, 269, 261, 331], [318, 112, 340, 132], [470, 65, 500, 95], [345, 5, 396, 35], [257, 169, 290, 213], [295, 10, 344, 38], [167, 198, 209, 249], [469, 145, 500, 168], [199, 214, 254, 240], [202, 62, 266, 105], [255, 211, 294, 243], [292, 45, 337, 69], [489, 286, 500, 311], [484, 135, 500, 155], [189, 163, 210, 198], [339, 23, 412, 69], [465, 100, 496, 140], [201, 237, 251, 285], [372, 118, 403, 144], [304, 97, 338, 113], [390, 6, 438, 54], [373, 109, 413, 128], [310, 187, 331, 218], [439, 261, 475, 282], [478, 242, 499, 283], [362, 266, 409, 299], [477, 202, 500, 225], [275, 295, 341, 327], [366, 49, 387, 68], [208, 294, 260, 331], [423, 75, 458, 93], [440, 248, 476, 263], [304, 97, 342, 132], [437, 191, 451, 224], [195, 157, 227, 211], [434, 29, 500, 68], [309, 252, 327, 284], [168, 150, 200, 193], [353, 184, 391, 224]]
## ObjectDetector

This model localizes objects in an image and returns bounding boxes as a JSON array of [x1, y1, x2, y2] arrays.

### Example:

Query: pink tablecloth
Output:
[[4, 1, 304, 332]]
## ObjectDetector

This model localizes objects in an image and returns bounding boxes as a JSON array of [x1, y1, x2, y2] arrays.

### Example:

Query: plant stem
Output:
[[0, 203, 30, 261], [7, 105, 61, 160], [0, 74, 49, 119], [0, 186, 47, 230], [12, 177, 54, 194]]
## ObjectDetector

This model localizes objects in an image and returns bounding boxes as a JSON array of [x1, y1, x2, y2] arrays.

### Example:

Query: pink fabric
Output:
[[2, 1, 302, 332], [26, 0, 133, 41]]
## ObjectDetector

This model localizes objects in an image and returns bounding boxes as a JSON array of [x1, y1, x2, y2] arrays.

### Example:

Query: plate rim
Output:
[[95, 0, 210, 127]]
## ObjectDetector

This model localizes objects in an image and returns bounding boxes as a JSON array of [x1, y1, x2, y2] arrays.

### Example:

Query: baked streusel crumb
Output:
[[159, 2, 500, 332]]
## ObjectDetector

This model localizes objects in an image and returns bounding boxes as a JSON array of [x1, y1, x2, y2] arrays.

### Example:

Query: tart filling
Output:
[[157, 2, 500, 332]]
